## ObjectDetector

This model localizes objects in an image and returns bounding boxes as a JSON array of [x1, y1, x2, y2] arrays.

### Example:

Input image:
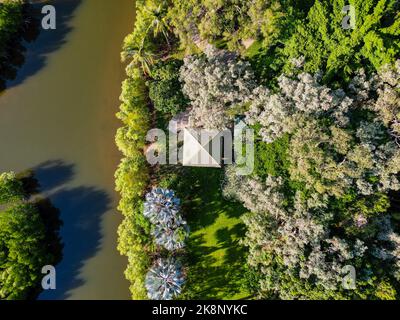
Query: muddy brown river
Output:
[[0, 0, 134, 299]]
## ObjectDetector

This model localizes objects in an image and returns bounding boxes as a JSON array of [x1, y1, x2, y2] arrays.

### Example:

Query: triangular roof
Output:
[[182, 128, 221, 168]]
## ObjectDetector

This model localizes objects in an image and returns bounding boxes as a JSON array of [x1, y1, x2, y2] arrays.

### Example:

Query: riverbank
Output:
[[115, 0, 250, 300], [0, 170, 62, 300], [117, 0, 400, 301], [0, 0, 26, 89]]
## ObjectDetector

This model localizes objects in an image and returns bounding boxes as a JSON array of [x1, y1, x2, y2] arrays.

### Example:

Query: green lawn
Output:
[[176, 167, 251, 300]]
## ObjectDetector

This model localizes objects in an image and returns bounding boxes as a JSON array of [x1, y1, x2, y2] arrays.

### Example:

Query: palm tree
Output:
[[120, 2, 171, 75], [143, 188, 181, 226], [122, 45, 155, 76], [144, 3, 171, 47], [152, 221, 189, 251], [145, 257, 185, 300]]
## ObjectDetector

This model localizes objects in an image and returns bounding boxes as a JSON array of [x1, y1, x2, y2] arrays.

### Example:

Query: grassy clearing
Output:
[[173, 167, 251, 300]]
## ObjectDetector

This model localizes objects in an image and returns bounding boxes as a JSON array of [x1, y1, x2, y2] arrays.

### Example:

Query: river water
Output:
[[0, 0, 134, 299]]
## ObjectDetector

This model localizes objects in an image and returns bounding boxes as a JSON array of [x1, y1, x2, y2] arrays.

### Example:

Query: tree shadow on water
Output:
[[39, 185, 111, 300], [33, 159, 75, 193], [25, 159, 111, 300], [1, 0, 82, 91]]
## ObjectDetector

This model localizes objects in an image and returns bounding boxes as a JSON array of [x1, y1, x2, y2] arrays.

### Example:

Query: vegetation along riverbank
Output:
[[116, 0, 400, 300], [0, 0, 35, 90]]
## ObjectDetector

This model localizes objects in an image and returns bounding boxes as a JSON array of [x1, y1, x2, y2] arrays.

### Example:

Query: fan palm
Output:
[[152, 222, 189, 251], [145, 257, 185, 300], [143, 188, 181, 226]]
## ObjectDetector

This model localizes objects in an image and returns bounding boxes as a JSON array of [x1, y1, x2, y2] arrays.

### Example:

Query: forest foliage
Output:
[[118, 0, 400, 300], [115, 66, 153, 299], [0, 0, 24, 78], [0, 172, 60, 300]]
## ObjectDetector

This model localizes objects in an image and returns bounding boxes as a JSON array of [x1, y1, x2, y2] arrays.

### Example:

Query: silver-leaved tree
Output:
[[143, 188, 188, 299], [144, 188, 181, 227], [145, 257, 185, 300], [180, 45, 257, 130], [223, 61, 400, 299], [152, 223, 188, 251]]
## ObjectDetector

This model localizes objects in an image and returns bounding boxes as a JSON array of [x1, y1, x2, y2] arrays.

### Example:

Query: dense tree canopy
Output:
[[0, 172, 57, 300], [167, 0, 311, 51], [118, 0, 400, 300], [282, 0, 400, 85], [0, 1, 23, 51], [223, 62, 400, 299], [180, 46, 256, 129], [148, 59, 188, 115], [0, 0, 24, 79]]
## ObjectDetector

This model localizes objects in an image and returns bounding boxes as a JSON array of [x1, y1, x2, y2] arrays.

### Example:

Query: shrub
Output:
[[148, 59, 188, 116]]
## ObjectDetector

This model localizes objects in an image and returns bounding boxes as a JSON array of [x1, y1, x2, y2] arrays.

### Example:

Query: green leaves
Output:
[[117, 26, 154, 297], [282, 0, 400, 85], [0, 172, 24, 205], [116, 0, 400, 300], [0, 0, 23, 60], [148, 59, 188, 116], [0, 174, 51, 300]]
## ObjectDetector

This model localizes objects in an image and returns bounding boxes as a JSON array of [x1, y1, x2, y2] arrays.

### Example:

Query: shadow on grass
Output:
[[171, 167, 250, 300]]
